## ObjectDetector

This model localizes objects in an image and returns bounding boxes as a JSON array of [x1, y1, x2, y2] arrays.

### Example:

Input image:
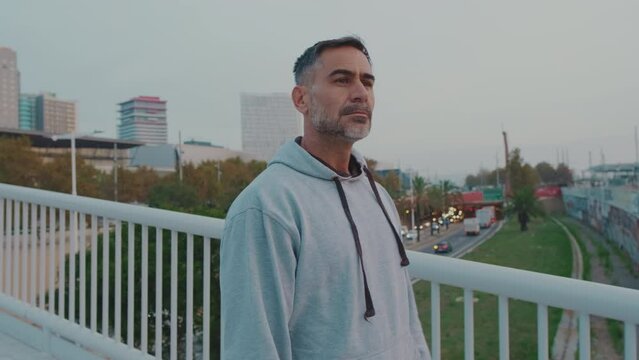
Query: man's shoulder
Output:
[[226, 163, 301, 219]]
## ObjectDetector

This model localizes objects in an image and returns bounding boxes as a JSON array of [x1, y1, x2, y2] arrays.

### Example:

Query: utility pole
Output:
[[495, 151, 500, 187], [634, 126, 638, 184], [113, 142, 118, 202], [178, 131, 183, 182], [502, 131, 511, 198]]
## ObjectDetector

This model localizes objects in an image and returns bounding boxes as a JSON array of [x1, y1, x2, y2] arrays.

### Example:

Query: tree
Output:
[[37, 155, 102, 197], [508, 186, 543, 231], [148, 182, 199, 210], [556, 163, 573, 185], [0, 136, 43, 187], [508, 148, 540, 193], [412, 175, 427, 222], [535, 162, 558, 184]]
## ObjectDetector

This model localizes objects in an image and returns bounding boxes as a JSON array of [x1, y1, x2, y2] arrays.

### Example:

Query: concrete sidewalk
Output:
[[0, 332, 55, 360]]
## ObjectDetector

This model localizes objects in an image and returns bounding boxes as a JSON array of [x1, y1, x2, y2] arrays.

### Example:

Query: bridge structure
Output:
[[0, 182, 638, 359]]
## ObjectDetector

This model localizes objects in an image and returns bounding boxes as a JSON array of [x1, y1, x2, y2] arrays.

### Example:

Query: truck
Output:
[[477, 208, 492, 229], [463, 217, 480, 236]]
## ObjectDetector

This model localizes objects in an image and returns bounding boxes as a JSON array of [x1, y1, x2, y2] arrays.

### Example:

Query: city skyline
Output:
[[2, 1, 638, 183]]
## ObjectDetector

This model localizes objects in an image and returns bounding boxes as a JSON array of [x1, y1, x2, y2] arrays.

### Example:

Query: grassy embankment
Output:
[[412, 216, 573, 360]]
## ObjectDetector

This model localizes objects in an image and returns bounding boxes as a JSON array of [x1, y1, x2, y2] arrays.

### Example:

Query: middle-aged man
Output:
[[220, 36, 430, 359]]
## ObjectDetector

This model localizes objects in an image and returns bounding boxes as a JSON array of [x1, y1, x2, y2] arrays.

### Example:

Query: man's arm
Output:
[[220, 208, 298, 360]]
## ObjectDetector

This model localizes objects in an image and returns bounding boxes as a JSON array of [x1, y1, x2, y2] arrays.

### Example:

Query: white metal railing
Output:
[[1, 182, 639, 360]]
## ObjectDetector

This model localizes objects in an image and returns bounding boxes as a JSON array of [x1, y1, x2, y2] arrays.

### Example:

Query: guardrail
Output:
[[1, 182, 638, 360]]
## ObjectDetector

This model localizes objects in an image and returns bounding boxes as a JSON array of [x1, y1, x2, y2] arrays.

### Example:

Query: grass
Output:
[[413, 216, 573, 359], [606, 319, 625, 355], [560, 217, 591, 281], [608, 242, 639, 279]]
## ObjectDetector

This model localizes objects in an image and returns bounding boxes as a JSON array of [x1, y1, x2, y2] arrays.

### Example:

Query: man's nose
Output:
[[350, 80, 370, 103]]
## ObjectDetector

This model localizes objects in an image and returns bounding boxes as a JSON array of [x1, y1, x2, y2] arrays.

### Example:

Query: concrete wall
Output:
[[563, 186, 639, 265]]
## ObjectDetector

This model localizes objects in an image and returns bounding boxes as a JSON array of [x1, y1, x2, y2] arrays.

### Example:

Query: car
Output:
[[432, 240, 452, 254]]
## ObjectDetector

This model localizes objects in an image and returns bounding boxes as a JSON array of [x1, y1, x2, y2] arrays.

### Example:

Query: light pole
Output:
[[52, 130, 103, 195]]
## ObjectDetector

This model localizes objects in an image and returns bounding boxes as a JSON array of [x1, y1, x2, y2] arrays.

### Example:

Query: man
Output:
[[220, 36, 430, 359]]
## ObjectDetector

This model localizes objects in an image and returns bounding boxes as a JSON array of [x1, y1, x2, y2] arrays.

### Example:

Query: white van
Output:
[[464, 218, 480, 236]]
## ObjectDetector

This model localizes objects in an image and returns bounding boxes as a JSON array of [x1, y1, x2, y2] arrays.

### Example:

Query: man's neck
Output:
[[300, 135, 353, 175]]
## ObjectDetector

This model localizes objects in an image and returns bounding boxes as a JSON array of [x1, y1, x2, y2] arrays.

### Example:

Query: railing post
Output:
[[464, 288, 474, 360], [537, 304, 548, 360], [499, 295, 509, 360], [127, 222, 135, 348], [155, 228, 163, 359], [203, 237, 211, 360], [579, 313, 590, 360], [102, 219, 110, 337], [625, 322, 637, 360], [186, 233, 194, 360], [141, 225, 149, 353], [431, 282, 441, 360], [0, 198, 4, 294], [58, 208, 66, 318]]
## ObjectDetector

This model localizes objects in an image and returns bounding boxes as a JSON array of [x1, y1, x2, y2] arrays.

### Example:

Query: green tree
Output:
[[556, 163, 573, 185], [38, 155, 102, 197], [508, 148, 540, 193], [412, 175, 427, 221], [507, 186, 544, 231], [535, 162, 558, 184], [148, 182, 199, 210], [0, 136, 43, 187]]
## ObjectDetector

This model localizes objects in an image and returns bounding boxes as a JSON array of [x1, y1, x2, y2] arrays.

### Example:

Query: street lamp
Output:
[[51, 130, 103, 195]]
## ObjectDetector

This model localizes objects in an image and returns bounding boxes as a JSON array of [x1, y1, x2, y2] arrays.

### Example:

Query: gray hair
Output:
[[293, 36, 371, 85]]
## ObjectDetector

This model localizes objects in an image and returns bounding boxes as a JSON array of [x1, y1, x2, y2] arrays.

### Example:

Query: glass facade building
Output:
[[117, 96, 167, 145], [240, 92, 301, 161], [19, 93, 37, 130]]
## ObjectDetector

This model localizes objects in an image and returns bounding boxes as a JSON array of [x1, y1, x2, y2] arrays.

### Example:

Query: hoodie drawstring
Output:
[[333, 177, 376, 320], [363, 168, 410, 267], [332, 169, 410, 320]]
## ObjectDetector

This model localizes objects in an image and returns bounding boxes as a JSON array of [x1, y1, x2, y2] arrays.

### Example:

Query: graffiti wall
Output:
[[562, 186, 639, 265]]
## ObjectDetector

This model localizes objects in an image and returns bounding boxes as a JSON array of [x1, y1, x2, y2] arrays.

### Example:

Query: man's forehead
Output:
[[316, 47, 373, 74]]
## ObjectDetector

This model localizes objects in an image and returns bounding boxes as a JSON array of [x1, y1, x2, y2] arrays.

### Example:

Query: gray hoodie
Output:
[[220, 139, 430, 359]]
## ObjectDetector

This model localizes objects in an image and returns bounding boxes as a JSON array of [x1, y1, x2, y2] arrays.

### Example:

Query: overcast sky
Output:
[[2, 0, 638, 184]]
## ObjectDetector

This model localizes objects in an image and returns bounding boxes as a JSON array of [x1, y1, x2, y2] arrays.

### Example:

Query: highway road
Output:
[[406, 221, 503, 259]]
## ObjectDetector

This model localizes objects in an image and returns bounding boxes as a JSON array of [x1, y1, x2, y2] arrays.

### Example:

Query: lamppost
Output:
[[51, 130, 103, 195]]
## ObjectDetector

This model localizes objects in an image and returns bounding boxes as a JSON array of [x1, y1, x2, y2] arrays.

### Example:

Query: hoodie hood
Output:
[[268, 137, 367, 181]]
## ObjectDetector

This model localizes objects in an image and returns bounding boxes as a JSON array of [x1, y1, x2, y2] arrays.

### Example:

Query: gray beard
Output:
[[309, 102, 371, 143]]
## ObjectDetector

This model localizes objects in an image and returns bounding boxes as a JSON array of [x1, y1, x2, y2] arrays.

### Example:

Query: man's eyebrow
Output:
[[328, 69, 376, 82]]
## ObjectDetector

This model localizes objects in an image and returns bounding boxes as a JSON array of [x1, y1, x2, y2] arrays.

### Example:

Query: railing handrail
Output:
[[0, 183, 224, 238], [407, 250, 639, 324], [4, 182, 639, 323], [2, 182, 639, 359]]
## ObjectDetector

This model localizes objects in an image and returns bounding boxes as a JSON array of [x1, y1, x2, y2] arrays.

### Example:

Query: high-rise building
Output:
[[35, 92, 76, 134], [0, 47, 20, 129], [240, 92, 301, 161], [117, 96, 167, 144], [19, 93, 37, 130]]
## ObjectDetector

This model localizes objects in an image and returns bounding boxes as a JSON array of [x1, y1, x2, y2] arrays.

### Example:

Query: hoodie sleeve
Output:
[[220, 208, 298, 360]]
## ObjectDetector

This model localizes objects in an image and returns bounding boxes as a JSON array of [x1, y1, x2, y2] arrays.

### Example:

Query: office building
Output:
[[240, 92, 301, 161], [0, 47, 20, 129], [117, 96, 167, 144], [19, 93, 37, 130], [35, 92, 76, 134]]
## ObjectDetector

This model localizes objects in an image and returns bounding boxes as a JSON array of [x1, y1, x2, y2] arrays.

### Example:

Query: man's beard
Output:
[[309, 99, 372, 143]]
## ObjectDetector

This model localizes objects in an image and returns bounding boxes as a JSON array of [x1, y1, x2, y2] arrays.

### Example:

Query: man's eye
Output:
[[363, 80, 374, 88], [336, 78, 350, 84]]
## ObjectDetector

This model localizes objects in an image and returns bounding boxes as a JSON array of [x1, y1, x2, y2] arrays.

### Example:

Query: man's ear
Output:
[[292, 85, 309, 115]]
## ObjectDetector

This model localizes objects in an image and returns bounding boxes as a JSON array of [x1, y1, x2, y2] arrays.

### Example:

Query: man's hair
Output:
[[293, 36, 371, 85]]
